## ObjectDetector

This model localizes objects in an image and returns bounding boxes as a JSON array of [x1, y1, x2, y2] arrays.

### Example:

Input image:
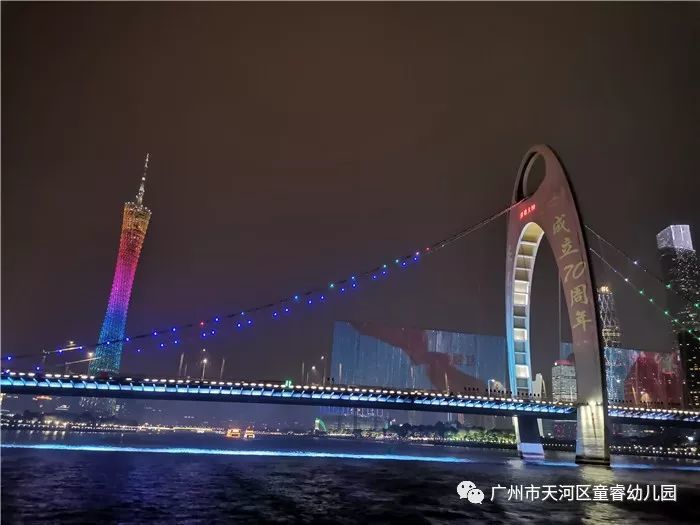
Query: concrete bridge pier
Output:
[[513, 415, 544, 461], [575, 403, 609, 466], [515, 407, 610, 466]]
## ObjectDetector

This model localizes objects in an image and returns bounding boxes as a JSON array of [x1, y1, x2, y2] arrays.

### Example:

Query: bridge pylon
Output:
[[505, 145, 610, 466]]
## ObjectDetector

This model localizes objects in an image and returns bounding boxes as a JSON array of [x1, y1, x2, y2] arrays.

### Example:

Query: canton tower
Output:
[[89, 155, 152, 375]]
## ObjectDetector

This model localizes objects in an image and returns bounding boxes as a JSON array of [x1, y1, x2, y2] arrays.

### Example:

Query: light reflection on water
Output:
[[1, 442, 472, 464], [4, 442, 700, 472], [2, 431, 699, 524]]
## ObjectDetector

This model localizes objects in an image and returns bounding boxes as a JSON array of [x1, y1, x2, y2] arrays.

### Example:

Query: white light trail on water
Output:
[[4, 444, 698, 471], [1, 443, 471, 464]]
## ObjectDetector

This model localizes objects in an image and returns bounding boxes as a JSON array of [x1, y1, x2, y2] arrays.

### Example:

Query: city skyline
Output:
[[4, 4, 698, 391], [6, 191, 694, 429], [3, 4, 700, 522]]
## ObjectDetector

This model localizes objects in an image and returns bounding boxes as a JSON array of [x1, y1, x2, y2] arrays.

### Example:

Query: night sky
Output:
[[3, 2, 699, 406]]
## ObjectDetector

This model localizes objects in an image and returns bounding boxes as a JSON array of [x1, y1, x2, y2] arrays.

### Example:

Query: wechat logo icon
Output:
[[457, 481, 485, 504]]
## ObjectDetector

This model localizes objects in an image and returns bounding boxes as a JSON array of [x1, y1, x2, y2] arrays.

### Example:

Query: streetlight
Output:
[[321, 356, 326, 386], [178, 353, 184, 378], [60, 356, 96, 374], [201, 358, 208, 380], [306, 365, 316, 385]]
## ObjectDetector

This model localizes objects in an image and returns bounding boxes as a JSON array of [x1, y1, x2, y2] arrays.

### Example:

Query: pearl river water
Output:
[[1, 431, 699, 524]]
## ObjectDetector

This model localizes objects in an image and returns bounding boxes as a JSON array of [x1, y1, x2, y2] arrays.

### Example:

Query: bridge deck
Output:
[[2, 372, 699, 426]]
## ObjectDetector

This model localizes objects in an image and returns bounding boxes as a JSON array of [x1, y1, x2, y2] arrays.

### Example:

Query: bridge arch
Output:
[[505, 145, 609, 465]]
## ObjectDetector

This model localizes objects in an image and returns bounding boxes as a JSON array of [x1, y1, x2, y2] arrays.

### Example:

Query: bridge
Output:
[[5, 145, 699, 467], [3, 372, 700, 428]]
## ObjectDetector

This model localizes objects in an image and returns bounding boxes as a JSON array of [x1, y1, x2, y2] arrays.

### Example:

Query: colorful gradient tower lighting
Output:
[[89, 155, 152, 375]]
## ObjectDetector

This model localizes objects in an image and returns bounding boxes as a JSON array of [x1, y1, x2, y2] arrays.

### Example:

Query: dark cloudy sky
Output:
[[3, 2, 699, 395]]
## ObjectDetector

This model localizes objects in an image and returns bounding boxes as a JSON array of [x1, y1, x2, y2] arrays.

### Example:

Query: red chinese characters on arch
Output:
[[519, 203, 537, 220]]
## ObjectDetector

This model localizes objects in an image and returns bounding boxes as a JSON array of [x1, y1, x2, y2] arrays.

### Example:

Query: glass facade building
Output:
[[330, 321, 508, 393], [657, 225, 700, 407], [331, 322, 684, 408], [597, 285, 622, 349], [597, 285, 624, 401], [330, 321, 509, 426], [551, 360, 577, 402]]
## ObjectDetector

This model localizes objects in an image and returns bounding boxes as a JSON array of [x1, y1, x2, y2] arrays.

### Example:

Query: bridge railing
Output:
[[606, 397, 686, 410], [2, 371, 695, 414], [2, 371, 573, 406]]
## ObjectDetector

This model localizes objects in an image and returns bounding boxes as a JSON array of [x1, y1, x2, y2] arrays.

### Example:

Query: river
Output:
[[2, 430, 699, 524]]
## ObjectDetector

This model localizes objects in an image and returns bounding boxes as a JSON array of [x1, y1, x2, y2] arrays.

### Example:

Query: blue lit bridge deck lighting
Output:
[[1, 371, 699, 427]]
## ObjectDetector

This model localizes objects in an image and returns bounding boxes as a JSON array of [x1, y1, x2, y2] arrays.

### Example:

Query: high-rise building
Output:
[[330, 321, 509, 426], [551, 360, 576, 402], [330, 321, 508, 393], [624, 353, 668, 405], [597, 285, 625, 402], [678, 332, 700, 407], [597, 285, 622, 348], [90, 156, 152, 375], [657, 225, 700, 407]]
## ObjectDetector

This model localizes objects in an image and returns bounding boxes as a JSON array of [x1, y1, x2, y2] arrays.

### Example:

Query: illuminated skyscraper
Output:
[[597, 285, 622, 349], [89, 156, 152, 375], [657, 226, 700, 323], [551, 360, 576, 402], [597, 285, 624, 402], [657, 225, 700, 407]]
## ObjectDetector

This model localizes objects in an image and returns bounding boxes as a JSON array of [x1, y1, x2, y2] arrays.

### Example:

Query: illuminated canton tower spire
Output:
[[89, 155, 152, 375]]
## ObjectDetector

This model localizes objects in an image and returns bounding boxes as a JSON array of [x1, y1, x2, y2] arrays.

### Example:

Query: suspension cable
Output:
[[589, 247, 699, 342], [586, 225, 700, 312], [8, 200, 525, 364]]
